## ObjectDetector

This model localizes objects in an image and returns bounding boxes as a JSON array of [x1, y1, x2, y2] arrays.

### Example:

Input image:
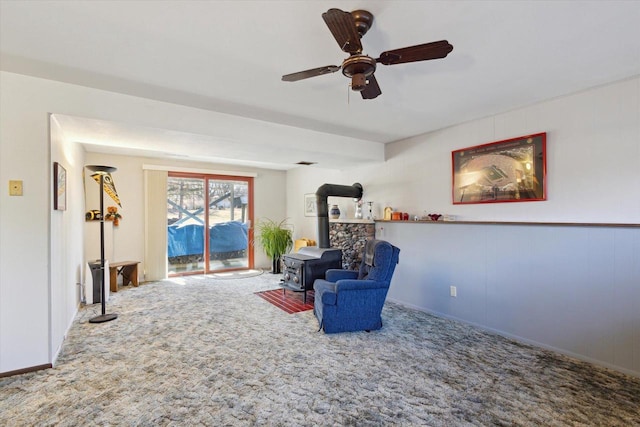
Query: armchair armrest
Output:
[[313, 279, 338, 305], [325, 269, 358, 282]]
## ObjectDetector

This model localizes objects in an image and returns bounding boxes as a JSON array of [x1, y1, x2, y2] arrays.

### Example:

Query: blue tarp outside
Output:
[[167, 221, 248, 257]]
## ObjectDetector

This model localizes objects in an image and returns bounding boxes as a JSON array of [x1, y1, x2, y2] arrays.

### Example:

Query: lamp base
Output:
[[89, 313, 118, 323]]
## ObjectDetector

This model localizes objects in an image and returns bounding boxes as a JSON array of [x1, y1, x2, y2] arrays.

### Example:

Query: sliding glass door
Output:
[[167, 173, 253, 275], [207, 178, 251, 271]]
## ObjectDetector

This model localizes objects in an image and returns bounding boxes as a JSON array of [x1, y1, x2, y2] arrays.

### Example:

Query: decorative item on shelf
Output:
[[105, 206, 122, 226], [384, 206, 393, 220], [85, 210, 102, 221], [354, 198, 363, 219], [428, 214, 442, 221], [330, 204, 341, 219], [402, 213, 409, 221], [366, 201, 374, 220], [392, 211, 402, 220], [294, 238, 316, 252]]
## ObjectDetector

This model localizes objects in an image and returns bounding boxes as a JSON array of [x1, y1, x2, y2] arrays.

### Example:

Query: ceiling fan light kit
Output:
[[282, 8, 453, 99]]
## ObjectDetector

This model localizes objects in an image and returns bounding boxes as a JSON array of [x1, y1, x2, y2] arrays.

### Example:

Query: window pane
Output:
[[208, 179, 249, 270], [167, 177, 205, 274]]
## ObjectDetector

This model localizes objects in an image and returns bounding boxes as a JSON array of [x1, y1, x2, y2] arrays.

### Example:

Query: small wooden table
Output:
[[109, 261, 140, 292]]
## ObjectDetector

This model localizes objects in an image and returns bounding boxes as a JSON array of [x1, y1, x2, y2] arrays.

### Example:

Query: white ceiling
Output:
[[2, 1, 640, 170]]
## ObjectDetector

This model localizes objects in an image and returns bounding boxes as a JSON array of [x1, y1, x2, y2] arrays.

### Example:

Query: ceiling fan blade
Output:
[[361, 74, 382, 99], [282, 65, 340, 82], [376, 40, 453, 65], [322, 8, 362, 54]]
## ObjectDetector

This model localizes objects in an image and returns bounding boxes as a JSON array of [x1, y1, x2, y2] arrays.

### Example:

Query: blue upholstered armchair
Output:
[[313, 239, 400, 333]]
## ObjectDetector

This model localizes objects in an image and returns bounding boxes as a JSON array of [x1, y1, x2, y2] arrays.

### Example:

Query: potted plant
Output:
[[255, 218, 293, 274]]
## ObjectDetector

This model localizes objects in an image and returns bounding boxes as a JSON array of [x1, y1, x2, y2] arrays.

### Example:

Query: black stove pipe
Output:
[[316, 183, 363, 248]]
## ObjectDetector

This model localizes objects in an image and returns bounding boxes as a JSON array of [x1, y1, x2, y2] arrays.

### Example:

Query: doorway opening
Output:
[[167, 172, 253, 275]]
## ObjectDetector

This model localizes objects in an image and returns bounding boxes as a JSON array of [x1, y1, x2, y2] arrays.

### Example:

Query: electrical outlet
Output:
[[450, 285, 457, 297]]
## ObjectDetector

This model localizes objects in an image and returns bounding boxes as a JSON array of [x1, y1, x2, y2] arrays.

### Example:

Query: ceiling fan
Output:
[[282, 8, 453, 99]]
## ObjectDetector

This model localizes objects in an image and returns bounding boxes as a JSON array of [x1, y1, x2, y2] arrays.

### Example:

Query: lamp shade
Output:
[[86, 165, 117, 174]]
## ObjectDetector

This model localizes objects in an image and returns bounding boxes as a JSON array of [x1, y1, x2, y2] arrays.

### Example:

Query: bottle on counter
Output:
[[354, 199, 363, 219], [384, 206, 393, 221]]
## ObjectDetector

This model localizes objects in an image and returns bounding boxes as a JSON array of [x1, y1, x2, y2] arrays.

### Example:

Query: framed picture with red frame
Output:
[[452, 133, 546, 204]]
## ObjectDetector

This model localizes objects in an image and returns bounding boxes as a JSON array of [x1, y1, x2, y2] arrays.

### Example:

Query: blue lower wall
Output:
[[381, 222, 640, 377]]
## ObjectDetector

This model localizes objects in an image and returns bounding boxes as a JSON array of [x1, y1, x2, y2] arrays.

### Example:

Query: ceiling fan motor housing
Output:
[[342, 55, 376, 91]]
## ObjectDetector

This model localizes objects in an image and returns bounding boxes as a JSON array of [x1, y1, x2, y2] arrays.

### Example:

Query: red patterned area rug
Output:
[[255, 288, 314, 314]]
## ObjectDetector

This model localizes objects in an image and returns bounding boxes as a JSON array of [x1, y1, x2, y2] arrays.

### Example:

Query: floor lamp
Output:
[[87, 165, 118, 324]]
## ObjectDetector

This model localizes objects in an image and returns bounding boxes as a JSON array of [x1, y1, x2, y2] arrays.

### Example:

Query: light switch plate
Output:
[[9, 180, 23, 196]]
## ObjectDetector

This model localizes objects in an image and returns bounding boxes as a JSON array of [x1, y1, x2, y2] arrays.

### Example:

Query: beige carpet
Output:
[[1, 272, 639, 426]]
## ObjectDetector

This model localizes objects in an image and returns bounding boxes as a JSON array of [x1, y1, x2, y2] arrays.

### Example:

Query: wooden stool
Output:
[[109, 261, 140, 292]]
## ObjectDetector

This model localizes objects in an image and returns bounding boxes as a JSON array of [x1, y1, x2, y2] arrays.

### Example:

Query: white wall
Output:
[[289, 77, 640, 236], [285, 169, 341, 241], [286, 76, 640, 376], [0, 71, 287, 373], [1, 74, 52, 372], [83, 152, 286, 276], [49, 116, 85, 365], [291, 78, 640, 225]]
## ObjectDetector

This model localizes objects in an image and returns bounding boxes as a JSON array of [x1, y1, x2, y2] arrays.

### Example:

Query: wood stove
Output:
[[281, 247, 342, 303], [280, 182, 361, 303]]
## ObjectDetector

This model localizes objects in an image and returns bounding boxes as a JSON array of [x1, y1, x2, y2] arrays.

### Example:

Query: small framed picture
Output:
[[304, 193, 317, 217], [53, 162, 67, 211]]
